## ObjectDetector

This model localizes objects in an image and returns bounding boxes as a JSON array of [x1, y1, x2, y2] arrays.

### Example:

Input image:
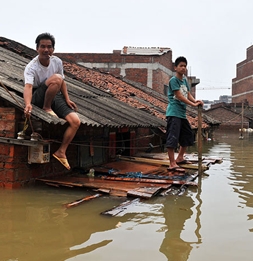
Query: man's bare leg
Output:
[[53, 112, 80, 159], [43, 74, 62, 111], [175, 146, 187, 163], [167, 147, 179, 169]]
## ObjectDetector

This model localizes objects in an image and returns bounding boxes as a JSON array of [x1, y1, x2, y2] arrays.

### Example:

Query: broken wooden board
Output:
[[136, 152, 223, 165], [101, 198, 140, 216], [38, 168, 198, 199], [37, 158, 199, 199], [127, 186, 164, 198], [93, 160, 193, 178], [99, 175, 198, 186], [118, 155, 209, 170], [37, 176, 171, 198], [93, 160, 161, 175]]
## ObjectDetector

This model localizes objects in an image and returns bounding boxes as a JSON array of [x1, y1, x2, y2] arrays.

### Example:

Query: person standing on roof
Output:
[[23, 32, 80, 170], [166, 56, 203, 171]]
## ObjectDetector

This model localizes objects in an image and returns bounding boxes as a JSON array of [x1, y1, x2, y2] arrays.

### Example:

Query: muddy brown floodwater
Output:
[[0, 129, 253, 261]]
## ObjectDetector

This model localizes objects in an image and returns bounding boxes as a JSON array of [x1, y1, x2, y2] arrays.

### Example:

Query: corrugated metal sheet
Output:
[[0, 45, 166, 128]]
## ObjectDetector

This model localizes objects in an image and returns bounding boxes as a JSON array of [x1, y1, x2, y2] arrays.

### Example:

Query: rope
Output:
[[0, 81, 24, 108], [44, 138, 162, 149]]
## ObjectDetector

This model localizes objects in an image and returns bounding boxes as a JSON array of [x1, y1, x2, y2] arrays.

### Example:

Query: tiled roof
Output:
[[0, 37, 165, 128], [62, 63, 218, 128], [0, 36, 219, 129], [63, 62, 167, 120]]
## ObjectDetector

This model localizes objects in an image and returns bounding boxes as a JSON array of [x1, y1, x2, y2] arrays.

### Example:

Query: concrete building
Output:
[[232, 45, 253, 105], [55, 46, 200, 96]]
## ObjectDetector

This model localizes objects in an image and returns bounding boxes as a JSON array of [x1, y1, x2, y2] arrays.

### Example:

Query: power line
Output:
[[196, 87, 231, 90]]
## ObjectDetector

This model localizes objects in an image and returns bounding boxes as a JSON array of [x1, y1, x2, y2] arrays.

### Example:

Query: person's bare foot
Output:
[[44, 109, 58, 117]]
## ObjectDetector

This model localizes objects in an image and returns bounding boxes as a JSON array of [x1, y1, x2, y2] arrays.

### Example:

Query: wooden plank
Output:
[[177, 163, 209, 171], [100, 176, 196, 186], [94, 160, 161, 175], [45, 182, 59, 187], [109, 189, 128, 197], [119, 155, 168, 166], [136, 152, 217, 167], [127, 186, 163, 198], [96, 188, 111, 194], [119, 155, 208, 170], [38, 172, 198, 201], [101, 198, 140, 216], [37, 178, 84, 187]]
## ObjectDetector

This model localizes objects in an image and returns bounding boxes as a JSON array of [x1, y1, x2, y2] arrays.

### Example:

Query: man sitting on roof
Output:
[[23, 32, 80, 170]]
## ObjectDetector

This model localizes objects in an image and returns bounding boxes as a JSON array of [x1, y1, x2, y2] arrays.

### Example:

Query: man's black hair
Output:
[[35, 33, 55, 49], [175, 56, 187, 67]]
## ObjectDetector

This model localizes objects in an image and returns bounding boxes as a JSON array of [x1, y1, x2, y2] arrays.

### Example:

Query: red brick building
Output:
[[56, 46, 200, 96], [0, 37, 216, 189], [232, 45, 253, 105], [204, 103, 251, 129]]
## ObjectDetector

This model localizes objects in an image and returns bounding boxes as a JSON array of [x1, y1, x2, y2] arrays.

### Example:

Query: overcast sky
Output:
[[2, 0, 253, 100]]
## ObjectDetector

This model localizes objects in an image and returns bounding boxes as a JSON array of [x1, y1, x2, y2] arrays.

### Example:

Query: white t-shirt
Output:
[[24, 55, 64, 87]]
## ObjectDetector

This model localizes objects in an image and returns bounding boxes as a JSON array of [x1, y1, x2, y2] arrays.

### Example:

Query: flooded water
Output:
[[1, 129, 253, 261]]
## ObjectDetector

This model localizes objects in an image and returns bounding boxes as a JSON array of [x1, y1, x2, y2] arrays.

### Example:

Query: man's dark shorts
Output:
[[32, 82, 74, 118], [166, 116, 194, 148]]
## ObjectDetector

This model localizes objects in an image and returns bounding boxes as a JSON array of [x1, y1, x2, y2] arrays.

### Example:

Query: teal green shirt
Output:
[[165, 76, 190, 119]]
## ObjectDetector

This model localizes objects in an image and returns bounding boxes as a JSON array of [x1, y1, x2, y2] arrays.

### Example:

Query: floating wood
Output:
[[100, 176, 197, 186], [45, 182, 59, 187], [135, 152, 223, 167], [64, 193, 102, 208], [119, 155, 168, 166], [101, 198, 140, 216], [38, 178, 84, 187], [38, 176, 170, 198], [119, 155, 208, 170], [127, 186, 163, 198], [177, 163, 208, 171]]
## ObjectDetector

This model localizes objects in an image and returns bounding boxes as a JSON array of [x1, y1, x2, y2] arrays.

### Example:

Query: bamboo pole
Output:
[[198, 105, 202, 175], [239, 101, 244, 139]]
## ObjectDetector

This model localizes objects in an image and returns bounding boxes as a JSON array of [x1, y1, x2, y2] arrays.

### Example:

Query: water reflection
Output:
[[67, 201, 166, 261], [213, 131, 253, 212], [1, 130, 253, 261], [0, 189, 122, 261], [159, 195, 194, 260], [186, 130, 253, 261]]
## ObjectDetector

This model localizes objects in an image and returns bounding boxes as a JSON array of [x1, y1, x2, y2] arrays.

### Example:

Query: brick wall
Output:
[[153, 69, 170, 94], [246, 45, 253, 61], [232, 44, 253, 105], [0, 108, 25, 188], [136, 128, 164, 154], [55, 51, 175, 94], [0, 106, 155, 188], [125, 68, 148, 86], [0, 107, 79, 189]]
